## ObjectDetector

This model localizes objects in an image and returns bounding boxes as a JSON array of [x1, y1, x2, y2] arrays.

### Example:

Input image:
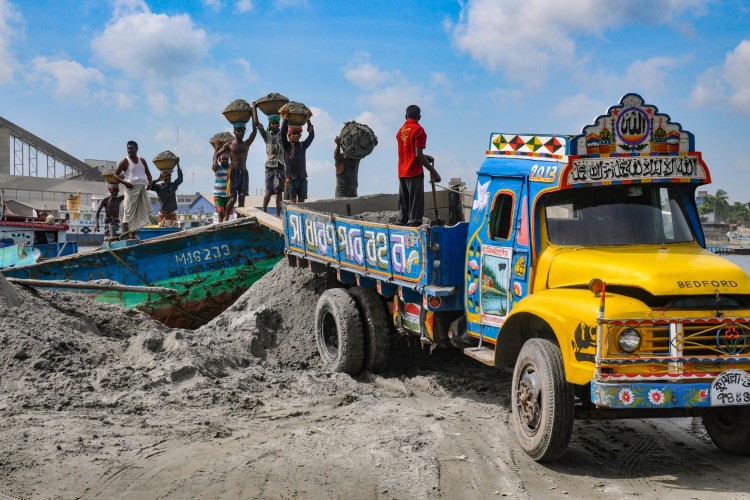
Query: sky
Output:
[[1, 0, 749, 203]]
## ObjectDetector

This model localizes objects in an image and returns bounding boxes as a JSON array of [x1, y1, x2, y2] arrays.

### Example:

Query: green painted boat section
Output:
[[93, 256, 282, 309]]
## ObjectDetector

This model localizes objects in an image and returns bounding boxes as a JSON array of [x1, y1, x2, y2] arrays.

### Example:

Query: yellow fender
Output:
[[500, 288, 645, 385]]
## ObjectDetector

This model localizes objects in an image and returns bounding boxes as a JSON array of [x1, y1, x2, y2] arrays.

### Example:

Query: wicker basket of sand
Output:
[[102, 169, 118, 185], [339, 121, 378, 160], [255, 93, 289, 116], [222, 99, 252, 126], [279, 101, 311, 126], [209, 131, 234, 151], [152, 150, 178, 172]]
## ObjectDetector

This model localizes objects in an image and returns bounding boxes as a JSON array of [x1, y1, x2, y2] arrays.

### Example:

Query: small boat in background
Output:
[[727, 231, 750, 246], [0, 239, 41, 268], [0, 191, 77, 262], [2, 216, 284, 328]]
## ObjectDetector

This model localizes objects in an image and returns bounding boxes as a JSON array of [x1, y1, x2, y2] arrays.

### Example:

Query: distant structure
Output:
[[0, 115, 117, 214]]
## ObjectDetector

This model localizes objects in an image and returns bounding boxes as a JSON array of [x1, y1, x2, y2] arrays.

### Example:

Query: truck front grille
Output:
[[597, 318, 750, 381]]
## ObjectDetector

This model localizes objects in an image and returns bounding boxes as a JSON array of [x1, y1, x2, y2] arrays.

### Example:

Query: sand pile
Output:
[[0, 260, 349, 417]]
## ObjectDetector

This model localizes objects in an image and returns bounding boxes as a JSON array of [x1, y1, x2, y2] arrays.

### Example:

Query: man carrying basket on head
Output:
[[214, 119, 257, 218], [114, 140, 154, 239], [150, 161, 183, 227], [252, 104, 286, 216]]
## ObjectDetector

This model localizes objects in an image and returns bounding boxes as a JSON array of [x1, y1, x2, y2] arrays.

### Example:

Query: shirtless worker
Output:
[[95, 184, 125, 239], [214, 120, 257, 217]]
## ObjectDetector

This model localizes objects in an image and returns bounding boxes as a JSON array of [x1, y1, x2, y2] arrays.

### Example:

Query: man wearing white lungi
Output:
[[114, 140, 154, 239]]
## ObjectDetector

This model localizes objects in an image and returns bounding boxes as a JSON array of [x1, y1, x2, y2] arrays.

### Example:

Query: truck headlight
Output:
[[618, 328, 641, 353]]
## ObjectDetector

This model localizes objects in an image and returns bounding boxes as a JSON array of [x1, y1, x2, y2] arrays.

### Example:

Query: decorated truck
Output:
[[283, 93, 750, 461]]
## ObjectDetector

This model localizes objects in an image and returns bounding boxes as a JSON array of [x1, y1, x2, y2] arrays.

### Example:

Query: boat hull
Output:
[[2, 218, 284, 328]]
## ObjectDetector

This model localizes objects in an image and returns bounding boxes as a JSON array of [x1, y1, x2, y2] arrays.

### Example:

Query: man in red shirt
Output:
[[397, 105, 441, 226]]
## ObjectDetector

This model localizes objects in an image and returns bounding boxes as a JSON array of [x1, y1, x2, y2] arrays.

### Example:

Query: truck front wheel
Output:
[[511, 338, 574, 461], [702, 405, 750, 455], [315, 288, 364, 375]]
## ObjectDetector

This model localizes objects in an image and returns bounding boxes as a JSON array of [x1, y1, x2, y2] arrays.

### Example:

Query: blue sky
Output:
[[1, 0, 749, 203]]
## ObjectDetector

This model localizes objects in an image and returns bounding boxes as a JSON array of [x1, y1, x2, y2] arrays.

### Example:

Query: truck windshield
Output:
[[543, 185, 695, 246]]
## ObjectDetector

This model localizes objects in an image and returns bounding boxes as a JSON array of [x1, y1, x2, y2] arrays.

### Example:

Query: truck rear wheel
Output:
[[702, 405, 750, 455], [315, 288, 364, 375], [511, 338, 574, 462], [349, 287, 390, 373]]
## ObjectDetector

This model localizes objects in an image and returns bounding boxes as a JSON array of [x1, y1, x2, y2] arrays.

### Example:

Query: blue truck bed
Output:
[[284, 204, 467, 306]]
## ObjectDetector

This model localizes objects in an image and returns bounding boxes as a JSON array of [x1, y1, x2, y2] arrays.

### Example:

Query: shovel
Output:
[[429, 159, 444, 226]]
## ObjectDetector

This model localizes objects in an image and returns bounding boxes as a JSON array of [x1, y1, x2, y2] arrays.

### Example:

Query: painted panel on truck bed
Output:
[[285, 207, 427, 283]]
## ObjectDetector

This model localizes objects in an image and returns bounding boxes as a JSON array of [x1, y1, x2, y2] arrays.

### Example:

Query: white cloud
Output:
[[203, 0, 222, 11], [724, 40, 750, 112], [232, 57, 258, 82], [235, 0, 252, 13], [429, 72, 452, 91], [92, 9, 211, 81], [276, 0, 308, 8], [449, 0, 712, 86], [691, 39, 750, 113], [112, 0, 149, 19], [551, 93, 615, 133], [173, 68, 236, 115], [0, 0, 22, 84], [363, 83, 434, 129], [344, 54, 393, 90], [621, 56, 687, 95], [146, 89, 170, 115], [30, 57, 105, 100]]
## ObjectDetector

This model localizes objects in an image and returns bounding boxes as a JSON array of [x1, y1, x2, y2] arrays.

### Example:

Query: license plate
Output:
[[710, 369, 750, 406]]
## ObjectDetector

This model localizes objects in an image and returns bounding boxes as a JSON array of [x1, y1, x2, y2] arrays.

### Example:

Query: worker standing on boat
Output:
[[214, 120, 257, 218], [95, 184, 125, 239], [252, 104, 285, 216], [279, 109, 314, 203], [212, 154, 231, 223], [114, 140, 154, 239], [150, 162, 184, 227]]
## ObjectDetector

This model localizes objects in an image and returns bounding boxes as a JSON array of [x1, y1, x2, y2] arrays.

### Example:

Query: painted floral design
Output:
[[647, 388, 665, 405], [618, 388, 635, 406]]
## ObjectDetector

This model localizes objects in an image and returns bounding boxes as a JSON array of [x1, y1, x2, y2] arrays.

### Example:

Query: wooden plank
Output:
[[6, 278, 178, 294], [235, 206, 283, 234]]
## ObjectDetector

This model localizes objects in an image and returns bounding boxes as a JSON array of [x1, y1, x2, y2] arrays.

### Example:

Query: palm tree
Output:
[[715, 189, 730, 224], [700, 189, 730, 223], [700, 193, 717, 220]]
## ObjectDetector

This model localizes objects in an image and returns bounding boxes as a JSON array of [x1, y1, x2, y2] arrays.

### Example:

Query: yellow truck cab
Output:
[[284, 93, 750, 461]]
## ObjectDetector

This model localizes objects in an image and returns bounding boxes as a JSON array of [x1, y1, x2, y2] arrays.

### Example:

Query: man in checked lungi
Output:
[[114, 140, 154, 239]]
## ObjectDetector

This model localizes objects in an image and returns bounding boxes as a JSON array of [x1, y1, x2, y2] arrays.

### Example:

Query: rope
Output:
[[103, 240, 211, 327], [104, 241, 151, 285], [434, 183, 474, 198]]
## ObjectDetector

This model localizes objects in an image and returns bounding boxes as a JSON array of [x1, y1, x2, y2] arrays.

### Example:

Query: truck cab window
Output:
[[543, 185, 694, 246], [489, 192, 513, 240]]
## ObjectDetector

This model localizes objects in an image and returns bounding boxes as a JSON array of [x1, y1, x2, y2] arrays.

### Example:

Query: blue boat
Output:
[[2, 217, 284, 328], [0, 239, 41, 268], [0, 212, 77, 261]]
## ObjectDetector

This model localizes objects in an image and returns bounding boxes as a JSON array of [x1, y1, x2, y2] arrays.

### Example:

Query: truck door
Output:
[[476, 177, 528, 340]]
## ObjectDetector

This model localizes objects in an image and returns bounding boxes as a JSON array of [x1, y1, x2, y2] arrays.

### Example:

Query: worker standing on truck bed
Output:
[[396, 105, 441, 226]]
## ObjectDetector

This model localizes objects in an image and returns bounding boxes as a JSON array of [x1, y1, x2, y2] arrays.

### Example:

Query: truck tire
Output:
[[702, 405, 750, 455], [511, 338, 574, 461], [349, 287, 389, 373], [315, 288, 364, 375]]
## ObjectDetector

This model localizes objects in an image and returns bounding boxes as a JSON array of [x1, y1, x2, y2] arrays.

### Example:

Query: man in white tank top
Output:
[[114, 140, 154, 239]]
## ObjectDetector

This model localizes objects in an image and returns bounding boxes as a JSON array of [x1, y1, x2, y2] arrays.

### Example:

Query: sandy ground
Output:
[[1, 262, 750, 499]]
